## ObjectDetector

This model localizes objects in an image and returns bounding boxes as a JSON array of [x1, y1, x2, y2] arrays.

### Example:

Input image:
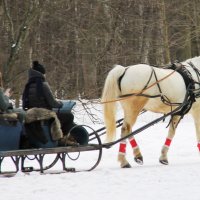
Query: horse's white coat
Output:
[[101, 56, 200, 168]]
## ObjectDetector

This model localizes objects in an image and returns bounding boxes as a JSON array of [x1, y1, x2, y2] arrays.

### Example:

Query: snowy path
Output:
[[1, 110, 200, 200]]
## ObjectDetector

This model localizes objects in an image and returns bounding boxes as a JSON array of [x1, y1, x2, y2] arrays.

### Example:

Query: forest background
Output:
[[0, 0, 199, 106]]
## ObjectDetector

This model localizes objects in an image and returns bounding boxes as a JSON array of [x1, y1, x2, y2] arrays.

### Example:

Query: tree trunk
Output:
[[140, 3, 153, 64], [2, 0, 46, 86], [193, 0, 200, 55]]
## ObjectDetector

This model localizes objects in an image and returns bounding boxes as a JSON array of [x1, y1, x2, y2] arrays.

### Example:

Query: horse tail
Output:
[[101, 65, 125, 142]]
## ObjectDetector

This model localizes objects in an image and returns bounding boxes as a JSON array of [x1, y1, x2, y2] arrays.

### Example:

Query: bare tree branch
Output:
[[2, 0, 47, 85]]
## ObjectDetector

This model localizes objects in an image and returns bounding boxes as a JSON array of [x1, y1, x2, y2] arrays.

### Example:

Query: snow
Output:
[[1, 101, 200, 200]]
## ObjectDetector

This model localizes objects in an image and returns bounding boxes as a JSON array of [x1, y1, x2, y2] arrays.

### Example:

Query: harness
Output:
[[118, 67, 129, 91], [167, 62, 196, 117], [117, 62, 198, 118]]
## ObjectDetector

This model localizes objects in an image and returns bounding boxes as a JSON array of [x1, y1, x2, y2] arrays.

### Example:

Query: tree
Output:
[[1, 0, 46, 86], [0, 0, 199, 101]]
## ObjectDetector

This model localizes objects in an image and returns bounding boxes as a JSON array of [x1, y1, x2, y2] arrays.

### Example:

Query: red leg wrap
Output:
[[119, 143, 126, 154], [129, 138, 138, 149], [164, 138, 172, 147], [197, 143, 200, 151]]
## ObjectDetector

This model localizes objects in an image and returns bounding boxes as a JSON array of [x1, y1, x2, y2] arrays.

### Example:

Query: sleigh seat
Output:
[[0, 117, 22, 151]]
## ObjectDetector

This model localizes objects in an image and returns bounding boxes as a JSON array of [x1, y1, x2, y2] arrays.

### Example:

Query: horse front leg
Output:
[[159, 115, 181, 165], [190, 106, 200, 153], [193, 119, 200, 153]]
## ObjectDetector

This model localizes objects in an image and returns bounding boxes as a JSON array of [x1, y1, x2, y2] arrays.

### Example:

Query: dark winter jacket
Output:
[[22, 68, 63, 110]]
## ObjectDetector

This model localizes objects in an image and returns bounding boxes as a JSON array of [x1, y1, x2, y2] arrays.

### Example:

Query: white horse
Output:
[[101, 56, 200, 168]]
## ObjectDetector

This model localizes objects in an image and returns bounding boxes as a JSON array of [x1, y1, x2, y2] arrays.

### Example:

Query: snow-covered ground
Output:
[[1, 101, 200, 200]]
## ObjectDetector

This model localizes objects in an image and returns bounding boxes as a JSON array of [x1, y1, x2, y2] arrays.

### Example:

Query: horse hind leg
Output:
[[118, 120, 144, 168], [118, 122, 135, 168], [118, 138, 131, 168], [130, 136, 143, 164], [118, 98, 146, 168], [159, 115, 181, 165]]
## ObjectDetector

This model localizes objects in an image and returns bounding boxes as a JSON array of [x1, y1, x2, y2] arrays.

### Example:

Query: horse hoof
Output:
[[122, 163, 132, 168], [159, 159, 168, 165], [134, 157, 143, 165]]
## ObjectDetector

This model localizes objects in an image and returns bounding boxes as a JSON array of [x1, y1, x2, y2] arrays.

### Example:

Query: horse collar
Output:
[[169, 62, 196, 116]]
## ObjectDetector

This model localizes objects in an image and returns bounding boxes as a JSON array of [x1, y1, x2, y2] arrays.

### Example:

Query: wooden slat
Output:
[[0, 144, 101, 157]]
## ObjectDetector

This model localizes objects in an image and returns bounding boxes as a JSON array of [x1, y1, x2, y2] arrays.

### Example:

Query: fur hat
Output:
[[32, 61, 46, 74]]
